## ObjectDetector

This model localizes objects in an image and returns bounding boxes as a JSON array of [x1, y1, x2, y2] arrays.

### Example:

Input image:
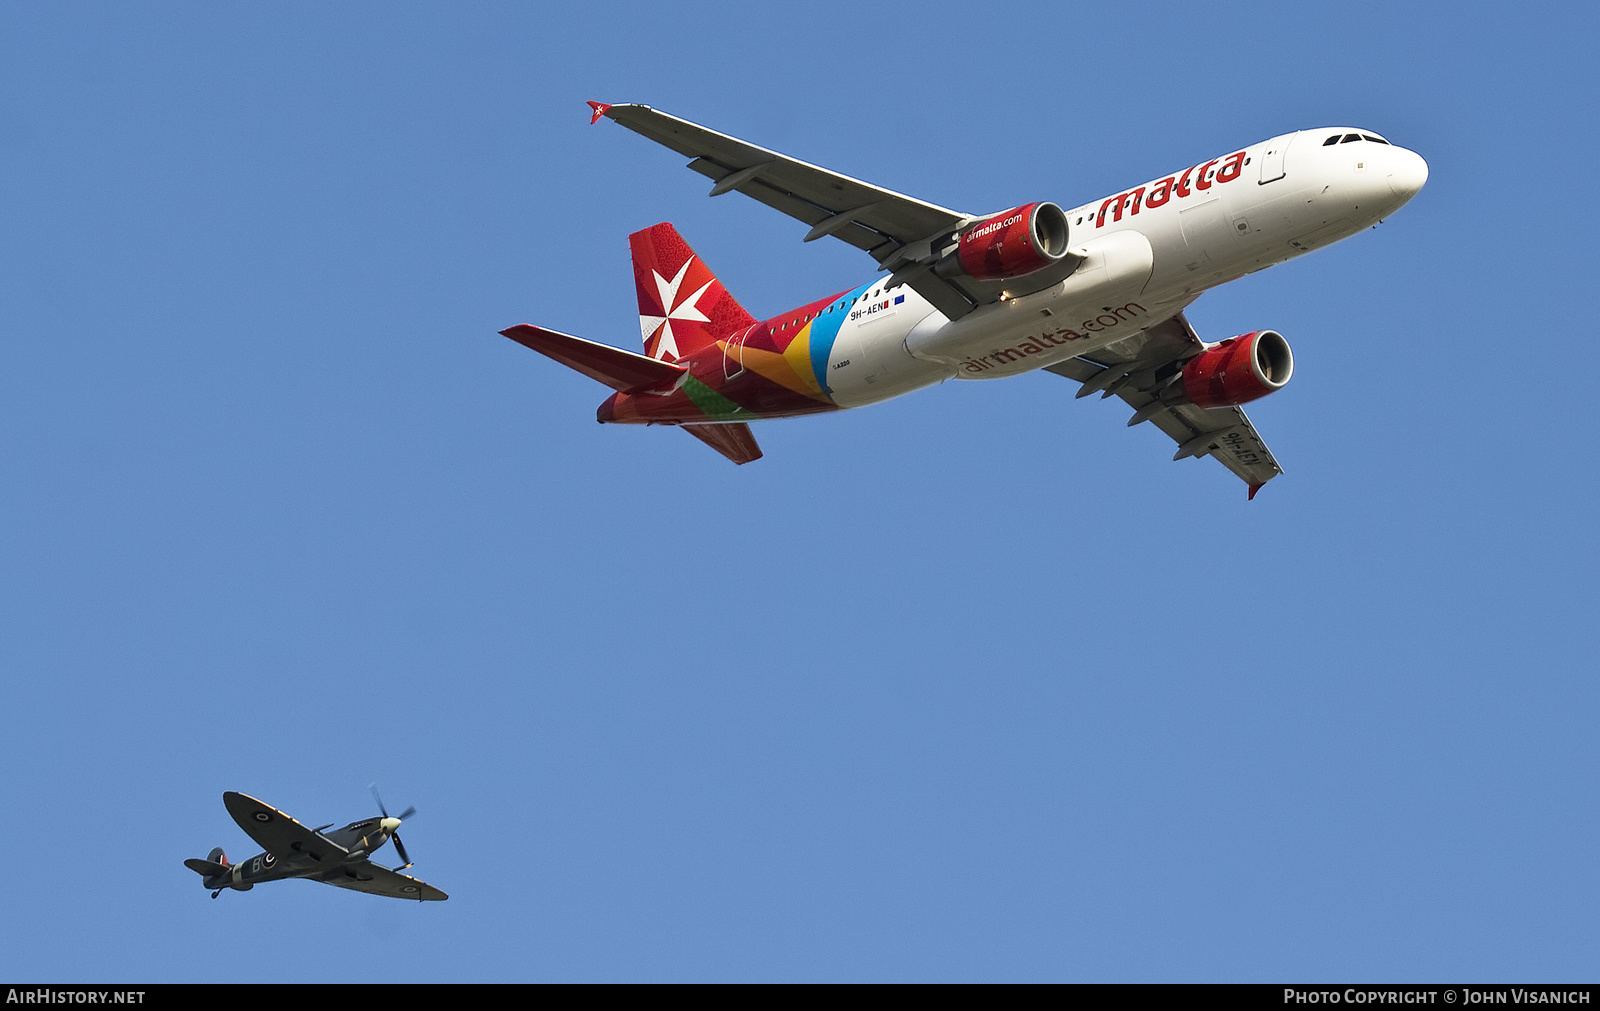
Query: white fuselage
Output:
[[819, 128, 1428, 408]]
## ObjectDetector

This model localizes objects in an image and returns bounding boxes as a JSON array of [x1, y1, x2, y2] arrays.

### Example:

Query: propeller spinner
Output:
[[370, 785, 418, 870]]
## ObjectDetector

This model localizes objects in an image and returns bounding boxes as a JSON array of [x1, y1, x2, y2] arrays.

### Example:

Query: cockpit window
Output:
[[1326, 132, 1391, 147]]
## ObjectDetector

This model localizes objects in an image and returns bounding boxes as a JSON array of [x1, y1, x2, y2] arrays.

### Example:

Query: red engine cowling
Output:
[[947, 202, 1071, 281], [1181, 330, 1294, 408]]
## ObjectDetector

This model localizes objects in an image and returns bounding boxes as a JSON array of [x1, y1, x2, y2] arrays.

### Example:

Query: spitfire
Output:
[[184, 789, 447, 902], [502, 103, 1427, 496]]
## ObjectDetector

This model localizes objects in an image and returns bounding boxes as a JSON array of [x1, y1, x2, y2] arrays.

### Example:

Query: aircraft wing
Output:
[[1043, 312, 1285, 497], [594, 103, 1025, 321], [318, 861, 449, 902], [223, 792, 348, 864]]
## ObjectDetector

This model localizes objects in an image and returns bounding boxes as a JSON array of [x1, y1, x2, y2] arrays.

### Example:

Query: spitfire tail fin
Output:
[[629, 223, 757, 362]]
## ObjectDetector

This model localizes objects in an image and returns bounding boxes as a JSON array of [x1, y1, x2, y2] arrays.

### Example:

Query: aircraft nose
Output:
[[381, 817, 401, 833], [597, 393, 618, 424], [1387, 147, 1429, 201]]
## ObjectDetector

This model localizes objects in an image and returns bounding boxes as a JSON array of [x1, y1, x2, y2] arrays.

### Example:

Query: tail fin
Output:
[[630, 223, 757, 362]]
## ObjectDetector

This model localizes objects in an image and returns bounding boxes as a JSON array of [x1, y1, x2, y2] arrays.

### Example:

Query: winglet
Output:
[[586, 100, 612, 125], [1248, 482, 1265, 501]]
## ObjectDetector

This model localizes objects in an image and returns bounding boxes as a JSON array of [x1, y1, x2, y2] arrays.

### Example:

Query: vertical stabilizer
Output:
[[629, 223, 757, 362]]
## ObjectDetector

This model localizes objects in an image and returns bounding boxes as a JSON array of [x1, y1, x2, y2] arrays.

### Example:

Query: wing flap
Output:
[[685, 157, 905, 258], [1147, 402, 1284, 492]]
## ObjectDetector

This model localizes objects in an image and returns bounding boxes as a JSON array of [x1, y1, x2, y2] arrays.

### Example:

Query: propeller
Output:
[[370, 785, 418, 870]]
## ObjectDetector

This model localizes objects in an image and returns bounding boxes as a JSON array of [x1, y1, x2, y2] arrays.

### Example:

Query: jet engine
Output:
[[936, 202, 1071, 281], [1181, 330, 1294, 408]]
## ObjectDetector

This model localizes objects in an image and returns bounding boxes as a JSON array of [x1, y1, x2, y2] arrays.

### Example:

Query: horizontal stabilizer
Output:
[[185, 858, 228, 877], [683, 423, 763, 465], [502, 324, 686, 392]]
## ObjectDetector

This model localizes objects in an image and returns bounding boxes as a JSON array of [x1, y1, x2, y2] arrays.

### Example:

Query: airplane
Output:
[[501, 102, 1428, 497], [184, 789, 447, 901]]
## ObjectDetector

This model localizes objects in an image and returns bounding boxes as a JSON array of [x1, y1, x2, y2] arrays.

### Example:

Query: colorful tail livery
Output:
[[504, 221, 851, 464], [502, 103, 1427, 493], [631, 223, 757, 363]]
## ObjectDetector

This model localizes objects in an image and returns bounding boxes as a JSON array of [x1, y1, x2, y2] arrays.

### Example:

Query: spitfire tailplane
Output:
[[184, 855, 228, 878], [629, 222, 756, 363], [185, 847, 232, 897]]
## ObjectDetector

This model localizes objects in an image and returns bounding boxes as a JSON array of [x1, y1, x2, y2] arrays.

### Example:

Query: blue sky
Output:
[[2, 1, 1595, 982]]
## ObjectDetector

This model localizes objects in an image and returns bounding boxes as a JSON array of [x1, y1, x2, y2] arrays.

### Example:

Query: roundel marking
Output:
[[402, 885, 418, 893], [262, 852, 277, 868], [253, 811, 272, 822]]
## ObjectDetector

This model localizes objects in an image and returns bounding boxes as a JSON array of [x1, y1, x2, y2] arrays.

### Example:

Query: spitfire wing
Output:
[[1044, 312, 1285, 497], [595, 103, 1012, 321], [223, 792, 348, 864], [318, 860, 449, 902]]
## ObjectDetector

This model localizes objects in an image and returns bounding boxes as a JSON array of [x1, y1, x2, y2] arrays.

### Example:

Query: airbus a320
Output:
[[503, 102, 1427, 497]]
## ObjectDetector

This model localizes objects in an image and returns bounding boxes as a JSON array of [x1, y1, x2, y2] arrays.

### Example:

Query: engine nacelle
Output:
[[1181, 330, 1294, 408], [939, 202, 1071, 281]]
